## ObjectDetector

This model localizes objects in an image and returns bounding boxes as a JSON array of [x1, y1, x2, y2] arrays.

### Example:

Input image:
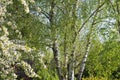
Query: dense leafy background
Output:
[[0, 0, 120, 80]]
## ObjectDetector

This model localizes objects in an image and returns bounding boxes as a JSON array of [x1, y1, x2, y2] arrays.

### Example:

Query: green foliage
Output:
[[0, 0, 120, 80], [37, 68, 58, 80], [85, 41, 120, 79], [82, 77, 107, 80]]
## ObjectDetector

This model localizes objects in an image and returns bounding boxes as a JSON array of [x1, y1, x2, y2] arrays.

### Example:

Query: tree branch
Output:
[[77, 2, 105, 33]]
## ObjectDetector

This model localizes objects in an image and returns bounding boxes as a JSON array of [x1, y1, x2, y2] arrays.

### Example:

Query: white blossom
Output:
[[7, 21, 12, 26], [15, 30, 19, 33], [25, 7, 30, 13], [0, 26, 37, 79], [29, 0, 35, 3], [0, 0, 38, 79], [20, 0, 27, 6]]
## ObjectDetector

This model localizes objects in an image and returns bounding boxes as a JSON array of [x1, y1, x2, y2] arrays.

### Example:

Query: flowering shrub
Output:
[[0, 0, 39, 79], [0, 26, 39, 79]]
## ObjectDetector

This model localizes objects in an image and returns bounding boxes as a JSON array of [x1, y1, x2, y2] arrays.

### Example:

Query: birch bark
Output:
[[77, 3, 104, 79], [49, 0, 63, 80], [68, 0, 79, 80]]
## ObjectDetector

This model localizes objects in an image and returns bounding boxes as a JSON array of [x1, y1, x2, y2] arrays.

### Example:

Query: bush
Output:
[[82, 77, 107, 80]]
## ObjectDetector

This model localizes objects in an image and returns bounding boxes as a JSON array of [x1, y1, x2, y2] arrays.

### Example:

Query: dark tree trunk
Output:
[[52, 40, 63, 80]]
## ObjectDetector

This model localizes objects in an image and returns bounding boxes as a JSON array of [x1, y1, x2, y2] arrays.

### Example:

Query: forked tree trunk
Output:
[[68, 0, 79, 80]]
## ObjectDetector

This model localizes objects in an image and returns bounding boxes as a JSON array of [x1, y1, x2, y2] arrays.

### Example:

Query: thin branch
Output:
[[109, 0, 116, 13], [56, 6, 65, 14], [41, 10, 50, 19], [77, 2, 105, 33]]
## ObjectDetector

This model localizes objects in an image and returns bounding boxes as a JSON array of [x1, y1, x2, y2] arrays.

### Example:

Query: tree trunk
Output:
[[77, 18, 95, 80], [68, 47, 75, 80], [49, 0, 63, 80], [63, 32, 68, 80], [68, 0, 79, 80], [52, 40, 63, 80], [78, 39, 91, 80], [77, 3, 104, 79]]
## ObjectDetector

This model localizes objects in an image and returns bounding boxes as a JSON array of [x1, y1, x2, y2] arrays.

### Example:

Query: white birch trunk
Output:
[[68, 0, 79, 80], [77, 3, 104, 80], [78, 40, 91, 80]]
